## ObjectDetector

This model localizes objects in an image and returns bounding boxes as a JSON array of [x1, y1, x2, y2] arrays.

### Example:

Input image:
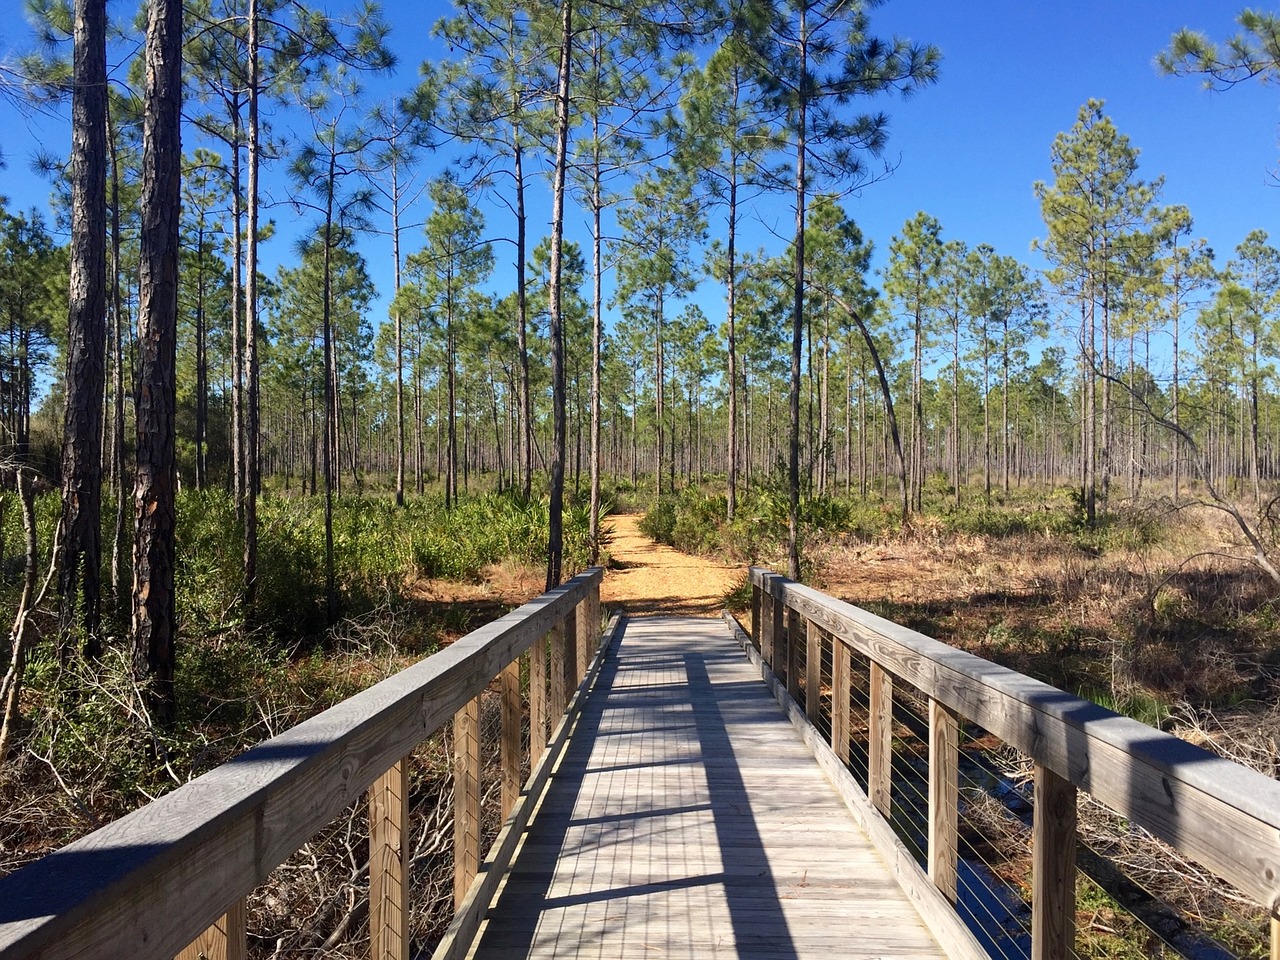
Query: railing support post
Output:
[[1032, 763, 1077, 960], [785, 607, 802, 700], [805, 619, 822, 724], [529, 635, 547, 768], [369, 758, 410, 960], [549, 620, 567, 721], [831, 639, 851, 763], [576, 591, 593, 681], [928, 698, 960, 903], [500, 660, 522, 818], [175, 899, 246, 960], [770, 578, 784, 675], [760, 576, 774, 669], [751, 577, 761, 652], [453, 696, 481, 909], [868, 661, 893, 818]]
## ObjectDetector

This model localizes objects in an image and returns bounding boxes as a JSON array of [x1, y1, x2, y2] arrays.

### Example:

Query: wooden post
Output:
[[1032, 763, 1077, 960], [529, 638, 547, 768], [549, 621, 567, 721], [1271, 913, 1280, 960], [175, 899, 246, 960], [786, 607, 802, 700], [805, 619, 822, 724], [928, 698, 960, 903], [868, 661, 893, 818], [770, 578, 784, 675], [453, 696, 481, 909], [565, 608, 579, 693], [500, 660, 522, 818], [760, 577, 774, 668], [751, 579, 761, 651], [831, 639, 851, 764], [369, 759, 409, 960], [576, 594, 592, 680]]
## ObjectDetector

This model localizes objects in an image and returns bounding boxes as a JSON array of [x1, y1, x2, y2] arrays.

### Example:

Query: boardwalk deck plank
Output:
[[467, 616, 947, 960]]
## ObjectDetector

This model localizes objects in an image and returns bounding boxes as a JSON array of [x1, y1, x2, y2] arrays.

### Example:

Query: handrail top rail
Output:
[[750, 565, 1280, 911], [0, 567, 603, 960]]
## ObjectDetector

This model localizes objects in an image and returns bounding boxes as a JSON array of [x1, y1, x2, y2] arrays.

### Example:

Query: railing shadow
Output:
[[469, 619, 799, 958]]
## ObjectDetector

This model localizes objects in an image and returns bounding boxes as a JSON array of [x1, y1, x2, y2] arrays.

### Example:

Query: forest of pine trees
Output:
[[0, 1, 1278, 720]]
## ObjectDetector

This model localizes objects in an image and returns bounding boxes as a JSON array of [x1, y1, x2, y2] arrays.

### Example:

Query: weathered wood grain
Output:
[[868, 660, 893, 819], [724, 612, 988, 960], [751, 583, 761, 654], [769, 575, 784, 675], [749, 566, 1280, 911], [0, 569, 601, 960], [500, 662, 522, 819], [468, 615, 949, 960], [174, 899, 244, 960], [369, 759, 409, 960], [786, 607, 802, 700], [831, 639, 851, 764], [431, 612, 624, 960], [453, 698, 481, 909], [928, 699, 959, 904], [805, 619, 822, 725], [529, 635, 547, 770], [1032, 764, 1076, 960], [760, 578, 775, 670], [549, 622, 567, 723]]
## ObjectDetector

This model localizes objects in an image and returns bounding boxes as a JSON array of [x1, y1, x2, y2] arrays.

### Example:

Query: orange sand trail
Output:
[[599, 513, 744, 618]]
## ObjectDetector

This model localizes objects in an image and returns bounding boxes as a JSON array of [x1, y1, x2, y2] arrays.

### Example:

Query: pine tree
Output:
[[57, 0, 108, 659], [749, 0, 939, 576], [1035, 100, 1159, 524], [132, 0, 182, 724]]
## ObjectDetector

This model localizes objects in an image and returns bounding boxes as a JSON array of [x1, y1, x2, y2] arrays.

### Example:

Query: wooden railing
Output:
[[742, 567, 1280, 960], [0, 567, 604, 960]]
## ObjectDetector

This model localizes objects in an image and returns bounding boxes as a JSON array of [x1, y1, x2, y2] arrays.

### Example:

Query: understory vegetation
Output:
[[0, 487, 595, 877]]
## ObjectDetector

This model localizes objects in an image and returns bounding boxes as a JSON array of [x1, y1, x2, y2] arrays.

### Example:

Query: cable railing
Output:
[[739, 566, 1280, 960], [0, 567, 605, 960]]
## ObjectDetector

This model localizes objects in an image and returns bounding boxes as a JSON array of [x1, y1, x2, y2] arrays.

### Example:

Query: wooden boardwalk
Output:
[[468, 615, 947, 960]]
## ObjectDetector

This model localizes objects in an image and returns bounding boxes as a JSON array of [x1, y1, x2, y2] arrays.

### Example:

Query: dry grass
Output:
[[817, 503, 1280, 708]]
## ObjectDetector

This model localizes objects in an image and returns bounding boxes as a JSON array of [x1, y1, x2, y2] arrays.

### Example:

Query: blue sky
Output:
[[0, 0, 1275, 352]]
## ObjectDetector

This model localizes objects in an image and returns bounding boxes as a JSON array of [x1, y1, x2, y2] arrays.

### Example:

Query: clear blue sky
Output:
[[0, 1, 1275, 349]]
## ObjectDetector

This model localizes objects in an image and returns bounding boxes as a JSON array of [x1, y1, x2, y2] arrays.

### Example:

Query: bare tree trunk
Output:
[[58, 0, 108, 661], [788, 6, 807, 581], [545, 0, 572, 590], [108, 109, 127, 621], [515, 140, 533, 500], [243, 0, 260, 610], [589, 139, 603, 563], [132, 0, 182, 725], [392, 154, 405, 507]]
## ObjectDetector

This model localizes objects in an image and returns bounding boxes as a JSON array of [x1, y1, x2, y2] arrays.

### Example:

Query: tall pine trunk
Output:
[[133, 0, 182, 724], [545, 0, 572, 589], [58, 0, 108, 660], [243, 0, 260, 610], [788, 6, 807, 581]]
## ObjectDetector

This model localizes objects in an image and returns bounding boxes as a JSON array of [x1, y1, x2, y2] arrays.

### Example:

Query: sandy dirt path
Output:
[[600, 514, 745, 618]]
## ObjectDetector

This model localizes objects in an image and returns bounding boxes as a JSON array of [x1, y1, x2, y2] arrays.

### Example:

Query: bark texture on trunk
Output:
[[58, 0, 108, 659], [545, 0, 572, 590], [132, 0, 183, 725]]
